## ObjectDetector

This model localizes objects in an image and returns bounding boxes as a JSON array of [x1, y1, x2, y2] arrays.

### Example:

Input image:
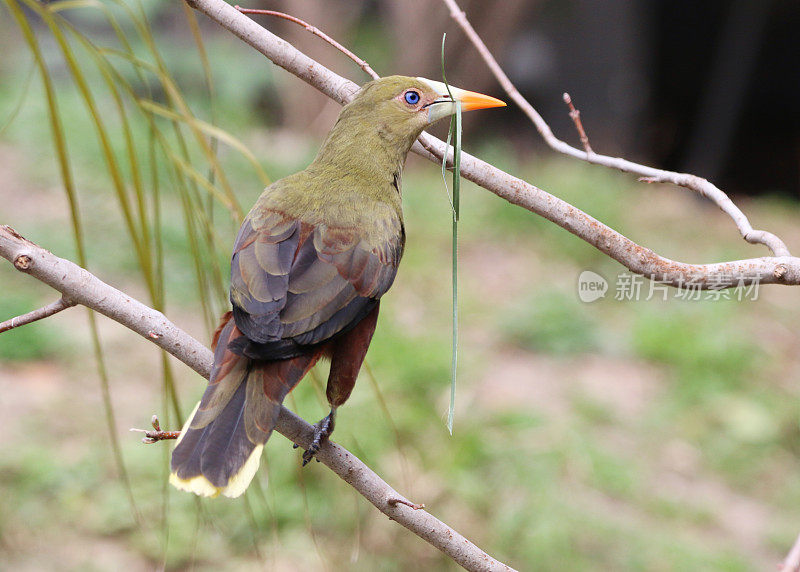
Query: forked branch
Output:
[[439, 0, 790, 258]]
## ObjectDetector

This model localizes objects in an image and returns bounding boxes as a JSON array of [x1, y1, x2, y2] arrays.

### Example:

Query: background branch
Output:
[[439, 0, 791, 258], [0, 224, 515, 572], [188, 0, 800, 289], [233, 6, 380, 80]]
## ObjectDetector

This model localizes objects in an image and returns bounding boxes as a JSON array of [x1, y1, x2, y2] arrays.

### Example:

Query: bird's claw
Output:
[[301, 412, 335, 466]]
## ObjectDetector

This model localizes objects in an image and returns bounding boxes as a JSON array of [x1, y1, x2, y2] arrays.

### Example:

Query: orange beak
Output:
[[417, 77, 506, 123], [454, 89, 507, 112]]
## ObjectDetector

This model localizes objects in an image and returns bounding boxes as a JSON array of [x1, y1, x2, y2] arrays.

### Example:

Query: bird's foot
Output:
[[302, 411, 335, 466]]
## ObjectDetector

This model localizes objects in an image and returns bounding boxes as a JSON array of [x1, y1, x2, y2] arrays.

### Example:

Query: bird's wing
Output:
[[229, 208, 403, 358]]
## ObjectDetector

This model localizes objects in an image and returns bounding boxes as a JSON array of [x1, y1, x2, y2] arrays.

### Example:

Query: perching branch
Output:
[[0, 224, 516, 572], [0, 295, 76, 333], [439, 0, 791, 259], [186, 0, 800, 289]]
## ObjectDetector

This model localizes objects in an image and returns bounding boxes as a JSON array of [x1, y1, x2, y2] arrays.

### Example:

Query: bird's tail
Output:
[[170, 313, 320, 498]]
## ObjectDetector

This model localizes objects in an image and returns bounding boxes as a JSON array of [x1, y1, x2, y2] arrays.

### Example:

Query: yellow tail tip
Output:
[[169, 472, 223, 498], [169, 443, 265, 499]]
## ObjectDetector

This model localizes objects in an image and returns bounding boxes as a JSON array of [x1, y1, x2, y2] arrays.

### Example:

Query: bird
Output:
[[169, 75, 505, 498]]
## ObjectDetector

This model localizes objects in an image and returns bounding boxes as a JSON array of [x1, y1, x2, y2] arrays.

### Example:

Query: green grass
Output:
[[500, 289, 600, 354], [2, 3, 800, 570], [631, 302, 762, 400]]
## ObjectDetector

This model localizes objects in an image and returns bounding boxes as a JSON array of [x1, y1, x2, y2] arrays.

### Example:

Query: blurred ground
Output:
[[2, 3, 800, 571], [3, 137, 800, 570]]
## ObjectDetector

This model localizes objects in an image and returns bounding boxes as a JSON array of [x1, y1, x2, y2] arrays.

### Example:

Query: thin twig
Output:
[[439, 0, 790, 258], [388, 497, 426, 510], [0, 296, 76, 333], [234, 6, 380, 80], [562, 93, 592, 154], [130, 415, 181, 444], [0, 225, 516, 572]]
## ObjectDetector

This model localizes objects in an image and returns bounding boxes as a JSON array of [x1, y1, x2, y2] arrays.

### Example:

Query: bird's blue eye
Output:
[[404, 90, 420, 105]]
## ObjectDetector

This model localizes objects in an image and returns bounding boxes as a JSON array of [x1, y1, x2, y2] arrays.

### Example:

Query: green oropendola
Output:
[[170, 75, 505, 498]]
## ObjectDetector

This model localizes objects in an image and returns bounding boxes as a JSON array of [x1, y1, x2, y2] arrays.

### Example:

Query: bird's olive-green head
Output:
[[342, 75, 505, 138], [312, 75, 505, 172]]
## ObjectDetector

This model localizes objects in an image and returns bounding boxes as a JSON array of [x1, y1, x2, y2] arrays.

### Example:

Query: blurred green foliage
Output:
[[0, 296, 60, 361], [1, 2, 800, 571], [632, 303, 761, 399], [500, 290, 599, 354]]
